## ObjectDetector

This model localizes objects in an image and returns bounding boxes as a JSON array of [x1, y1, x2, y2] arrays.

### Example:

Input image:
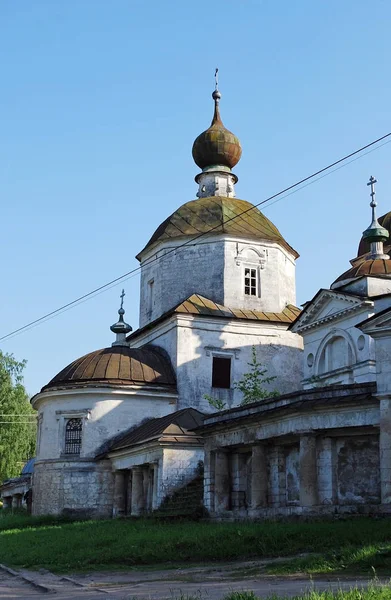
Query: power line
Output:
[[1, 131, 391, 343]]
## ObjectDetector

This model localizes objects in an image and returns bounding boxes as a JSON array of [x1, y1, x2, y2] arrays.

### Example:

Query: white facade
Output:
[[31, 384, 177, 517], [129, 314, 303, 413], [291, 288, 391, 389], [138, 235, 297, 328], [32, 385, 177, 461]]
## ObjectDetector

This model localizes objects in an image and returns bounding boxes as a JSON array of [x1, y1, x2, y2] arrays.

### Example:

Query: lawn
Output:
[[1, 513, 391, 574], [210, 590, 391, 600]]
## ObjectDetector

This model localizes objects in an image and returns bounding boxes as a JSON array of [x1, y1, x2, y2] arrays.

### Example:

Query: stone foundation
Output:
[[32, 459, 113, 517]]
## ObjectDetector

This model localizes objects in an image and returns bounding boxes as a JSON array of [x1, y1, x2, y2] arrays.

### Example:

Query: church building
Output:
[[6, 80, 391, 520], [29, 83, 303, 518]]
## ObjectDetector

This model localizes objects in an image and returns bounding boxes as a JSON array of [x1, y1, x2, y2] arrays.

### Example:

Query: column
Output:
[[380, 396, 391, 504], [3, 496, 12, 510], [126, 471, 132, 515], [299, 434, 318, 507], [203, 449, 214, 513], [268, 445, 284, 506], [131, 467, 144, 516], [214, 450, 230, 513], [143, 467, 150, 512], [230, 453, 241, 510], [317, 437, 336, 505], [251, 445, 268, 510], [112, 471, 126, 517], [151, 462, 159, 510]]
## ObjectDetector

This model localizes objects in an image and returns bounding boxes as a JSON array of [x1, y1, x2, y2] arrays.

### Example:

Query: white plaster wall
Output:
[[223, 239, 296, 312], [301, 293, 391, 388], [174, 316, 303, 412], [301, 310, 377, 387], [138, 235, 297, 328], [139, 239, 225, 327], [161, 447, 204, 498], [33, 387, 177, 461], [204, 403, 379, 451], [130, 315, 303, 413]]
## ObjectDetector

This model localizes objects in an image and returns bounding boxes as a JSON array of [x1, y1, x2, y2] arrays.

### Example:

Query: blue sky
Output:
[[1, 0, 391, 394]]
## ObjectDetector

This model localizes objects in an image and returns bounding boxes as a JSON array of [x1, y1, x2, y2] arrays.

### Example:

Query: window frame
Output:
[[56, 409, 89, 458], [64, 418, 83, 455], [211, 355, 232, 389], [243, 264, 260, 297]]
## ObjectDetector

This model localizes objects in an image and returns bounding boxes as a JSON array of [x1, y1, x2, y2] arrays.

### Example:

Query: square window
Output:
[[212, 357, 231, 389]]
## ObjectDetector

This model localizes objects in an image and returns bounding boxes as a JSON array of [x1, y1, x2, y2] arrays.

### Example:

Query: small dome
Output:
[[137, 196, 298, 259], [358, 211, 391, 257], [42, 345, 176, 391], [192, 91, 242, 170], [332, 258, 391, 287]]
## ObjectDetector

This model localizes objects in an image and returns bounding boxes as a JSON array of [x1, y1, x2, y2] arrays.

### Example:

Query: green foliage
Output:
[[234, 346, 279, 405], [0, 351, 36, 482], [203, 394, 227, 411], [0, 516, 391, 573]]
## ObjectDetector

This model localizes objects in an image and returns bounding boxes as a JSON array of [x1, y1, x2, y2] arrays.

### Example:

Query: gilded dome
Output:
[[137, 196, 298, 259], [42, 345, 176, 392], [192, 90, 242, 170]]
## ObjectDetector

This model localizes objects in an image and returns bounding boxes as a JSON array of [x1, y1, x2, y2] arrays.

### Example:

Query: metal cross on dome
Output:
[[215, 67, 219, 91], [367, 175, 378, 207], [120, 289, 125, 310]]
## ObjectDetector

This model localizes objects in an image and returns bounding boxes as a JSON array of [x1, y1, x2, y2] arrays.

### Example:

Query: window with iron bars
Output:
[[65, 418, 82, 455], [244, 267, 257, 296]]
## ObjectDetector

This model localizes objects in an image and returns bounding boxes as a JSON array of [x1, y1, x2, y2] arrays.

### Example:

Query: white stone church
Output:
[[5, 83, 391, 519]]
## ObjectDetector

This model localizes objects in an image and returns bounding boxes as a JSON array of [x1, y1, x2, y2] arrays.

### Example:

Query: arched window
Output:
[[65, 418, 82, 455]]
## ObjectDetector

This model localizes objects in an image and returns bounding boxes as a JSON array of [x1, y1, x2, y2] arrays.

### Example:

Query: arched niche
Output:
[[315, 329, 357, 377]]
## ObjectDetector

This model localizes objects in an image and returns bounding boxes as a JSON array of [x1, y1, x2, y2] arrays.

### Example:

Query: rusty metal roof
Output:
[[333, 258, 391, 285], [128, 294, 301, 344], [174, 294, 301, 323], [42, 345, 176, 392], [100, 408, 204, 456], [137, 196, 299, 260]]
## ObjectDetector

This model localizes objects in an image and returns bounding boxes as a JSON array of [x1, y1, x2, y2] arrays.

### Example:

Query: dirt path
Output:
[[0, 561, 389, 599]]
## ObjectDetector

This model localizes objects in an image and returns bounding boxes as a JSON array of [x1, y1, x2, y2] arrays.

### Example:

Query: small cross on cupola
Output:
[[110, 289, 133, 347], [362, 176, 389, 260]]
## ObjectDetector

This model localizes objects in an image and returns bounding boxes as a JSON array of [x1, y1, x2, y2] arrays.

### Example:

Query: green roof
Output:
[[137, 196, 298, 260]]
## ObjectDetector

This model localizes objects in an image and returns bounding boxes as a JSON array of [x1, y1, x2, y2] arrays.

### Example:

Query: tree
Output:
[[235, 346, 279, 405], [204, 346, 279, 411], [0, 351, 36, 483]]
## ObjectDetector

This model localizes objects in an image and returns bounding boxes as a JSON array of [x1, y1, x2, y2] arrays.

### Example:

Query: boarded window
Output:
[[65, 418, 82, 455], [212, 357, 231, 389], [244, 267, 257, 296]]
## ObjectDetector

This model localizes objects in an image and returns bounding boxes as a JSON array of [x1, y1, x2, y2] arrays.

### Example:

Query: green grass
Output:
[[267, 544, 391, 576], [223, 589, 391, 600], [1, 513, 391, 573], [134, 586, 391, 600]]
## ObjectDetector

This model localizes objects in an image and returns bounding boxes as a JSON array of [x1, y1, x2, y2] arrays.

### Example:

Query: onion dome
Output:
[[137, 196, 299, 260], [361, 176, 389, 246], [110, 289, 132, 346], [42, 345, 176, 391], [358, 211, 391, 257], [332, 177, 391, 289], [192, 87, 242, 171]]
